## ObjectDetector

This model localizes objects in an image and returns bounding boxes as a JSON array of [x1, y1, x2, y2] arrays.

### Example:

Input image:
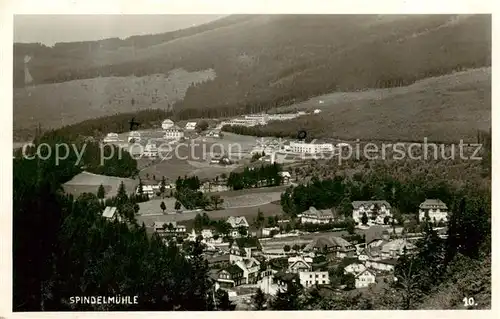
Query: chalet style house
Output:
[[300, 206, 334, 224], [418, 199, 449, 223], [351, 200, 392, 225]]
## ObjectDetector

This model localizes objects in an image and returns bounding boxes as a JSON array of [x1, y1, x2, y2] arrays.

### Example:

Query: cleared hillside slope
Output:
[[14, 14, 491, 141]]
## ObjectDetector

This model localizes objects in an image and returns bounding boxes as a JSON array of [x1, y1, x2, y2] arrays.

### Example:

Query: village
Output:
[[92, 111, 454, 308], [102, 183, 450, 309]]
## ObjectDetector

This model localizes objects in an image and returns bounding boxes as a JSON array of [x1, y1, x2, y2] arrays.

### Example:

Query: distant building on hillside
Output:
[[185, 122, 197, 131], [153, 221, 186, 235], [136, 184, 159, 198], [128, 131, 141, 143], [103, 133, 120, 143], [288, 141, 334, 154], [313, 109, 322, 114], [162, 119, 175, 130], [143, 143, 158, 158], [164, 125, 184, 140], [418, 199, 449, 223]]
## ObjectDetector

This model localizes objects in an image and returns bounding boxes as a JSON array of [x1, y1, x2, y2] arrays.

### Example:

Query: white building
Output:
[[128, 131, 141, 143], [267, 113, 302, 121], [262, 227, 279, 237], [103, 133, 121, 143], [313, 109, 322, 114], [352, 200, 392, 225], [300, 206, 334, 224], [355, 269, 376, 289], [299, 271, 330, 288], [164, 125, 184, 140], [289, 141, 334, 154], [161, 119, 175, 130], [418, 199, 449, 223], [102, 206, 121, 222], [244, 114, 270, 123], [227, 216, 249, 229], [344, 263, 367, 275], [143, 143, 158, 158], [185, 122, 197, 131], [365, 259, 398, 272], [153, 221, 186, 235], [220, 118, 264, 127], [136, 185, 158, 198]]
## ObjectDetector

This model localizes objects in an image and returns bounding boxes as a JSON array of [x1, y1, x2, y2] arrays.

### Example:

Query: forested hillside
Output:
[[14, 14, 491, 140]]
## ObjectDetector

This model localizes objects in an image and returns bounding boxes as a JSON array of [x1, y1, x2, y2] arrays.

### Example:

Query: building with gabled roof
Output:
[[164, 124, 184, 140], [102, 206, 120, 221], [227, 216, 249, 228], [288, 256, 312, 273], [419, 199, 449, 223], [299, 271, 330, 288], [184, 121, 198, 130], [352, 200, 392, 225], [300, 206, 334, 224], [355, 269, 376, 289]]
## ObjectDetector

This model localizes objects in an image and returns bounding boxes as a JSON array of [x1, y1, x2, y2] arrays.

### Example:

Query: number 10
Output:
[[463, 297, 476, 307]]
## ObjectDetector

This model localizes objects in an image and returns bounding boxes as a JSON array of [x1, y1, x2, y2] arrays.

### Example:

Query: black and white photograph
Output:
[[8, 6, 492, 314]]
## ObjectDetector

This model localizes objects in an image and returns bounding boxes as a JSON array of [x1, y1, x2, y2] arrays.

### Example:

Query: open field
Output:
[[137, 202, 284, 229], [63, 171, 138, 198], [108, 131, 260, 182], [242, 67, 491, 143], [14, 69, 215, 132]]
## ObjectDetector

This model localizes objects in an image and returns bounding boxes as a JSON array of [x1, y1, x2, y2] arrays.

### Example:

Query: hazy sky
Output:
[[14, 15, 227, 46]]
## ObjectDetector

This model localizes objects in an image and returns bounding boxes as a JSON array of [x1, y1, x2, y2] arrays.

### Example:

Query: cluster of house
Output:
[[204, 225, 417, 295], [141, 198, 448, 295], [298, 199, 449, 225]]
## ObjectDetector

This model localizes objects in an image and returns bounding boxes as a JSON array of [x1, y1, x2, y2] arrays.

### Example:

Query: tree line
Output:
[[227, 163, 283, 190], [13, 149, 235, 310]]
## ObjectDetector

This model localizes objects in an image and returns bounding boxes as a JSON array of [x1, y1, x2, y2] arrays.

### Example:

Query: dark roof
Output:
[[302, 206, 334, 218], [352, 200, 391, 209], [419, 199, 448, 209], [225, 264, 244, 275], [306, 236, 354, 251], [274, 271, 298, 282], [207, 255, 230, 264], [376, 258, 399, 266]]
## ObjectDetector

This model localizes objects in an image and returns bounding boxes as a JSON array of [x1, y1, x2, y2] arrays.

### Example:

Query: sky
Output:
[[14, 15, 227, 46]]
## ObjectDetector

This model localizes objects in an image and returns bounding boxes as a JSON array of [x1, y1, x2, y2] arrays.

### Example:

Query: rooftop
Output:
[[303, 206, 334, 218], [352, 200, 391, 209], [102, 206, 117, 218], [420, 199, 448, 209]]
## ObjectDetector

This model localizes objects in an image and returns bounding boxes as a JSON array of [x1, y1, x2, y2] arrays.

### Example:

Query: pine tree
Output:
[[160, 176, 166, 196], [215, 289, 236, 310], [270, 280, 303, 310], [361, 212, 369, 225], [160, 201, 166, 213], [97, 184, 105, 199], [116, 181, 128, 204], [252, 288, 267, 310]]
